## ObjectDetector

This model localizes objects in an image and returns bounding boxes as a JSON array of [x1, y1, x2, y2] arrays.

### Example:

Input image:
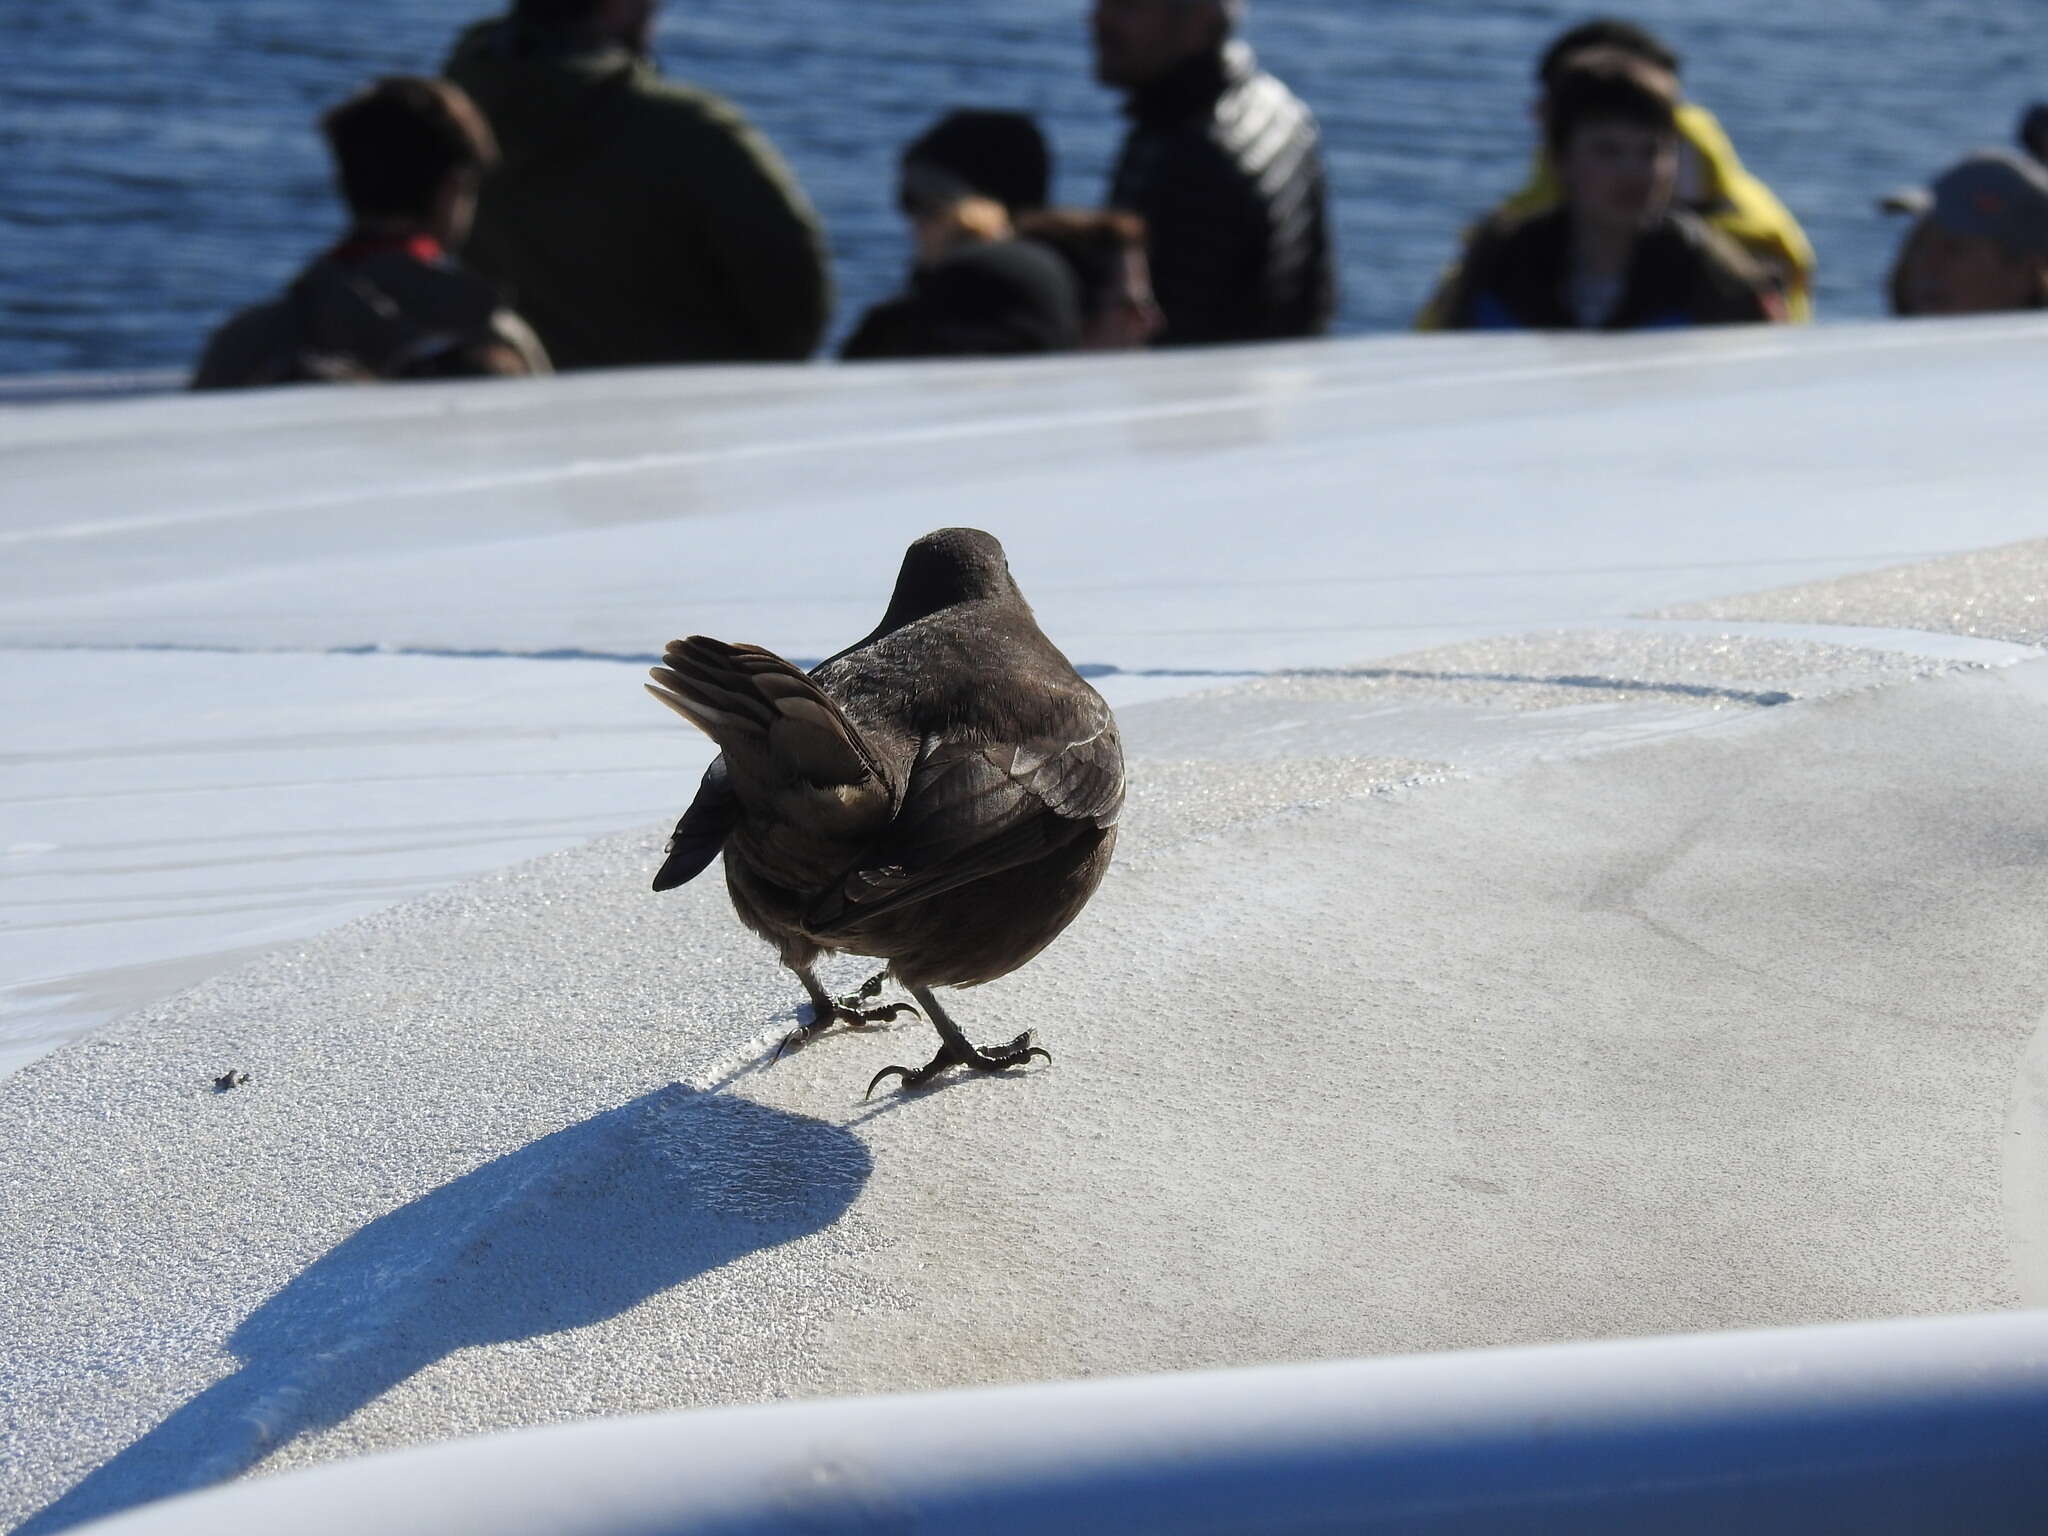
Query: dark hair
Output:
[[1537, 18, 1680, 87], [513, 0, 607, 25], [906, 240, 1082, 356], [901, 111, 1051, 218], [2021, 102, 2048, 165], [322, 77, 497, 222], [1543, 52, 1680, 159], [1016, 209, 1147, 326]]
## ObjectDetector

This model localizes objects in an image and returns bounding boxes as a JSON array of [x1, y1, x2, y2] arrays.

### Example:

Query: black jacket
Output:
[[1109, 42, 1336, 347], [1440, 206, 1779, 332], [841, 241, 1082, 361], [192, 244, 551, 389]]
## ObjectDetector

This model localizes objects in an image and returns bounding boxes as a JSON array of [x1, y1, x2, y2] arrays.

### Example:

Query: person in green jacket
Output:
[[445, 0, 832, 368]]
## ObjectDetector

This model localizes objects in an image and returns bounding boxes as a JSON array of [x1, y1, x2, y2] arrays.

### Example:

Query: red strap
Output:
[[330, 232, 446, 267]]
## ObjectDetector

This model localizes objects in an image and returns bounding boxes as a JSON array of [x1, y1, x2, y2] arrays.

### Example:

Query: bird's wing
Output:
[[652, 755, 735, 892], [806, 695, 1122, 934], [646, 637, 882, 789]]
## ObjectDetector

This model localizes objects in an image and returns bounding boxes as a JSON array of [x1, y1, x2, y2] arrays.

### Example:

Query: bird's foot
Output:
[[830, 971, 917, 1033], [864, 1031, 1051, 1100], [774, 982, 920, 1062]]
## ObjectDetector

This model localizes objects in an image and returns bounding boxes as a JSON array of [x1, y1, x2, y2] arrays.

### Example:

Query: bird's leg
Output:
[[864, 986, 1051, 1099], [776, 965, 919, 1061], [841, 970, 891, 1010]]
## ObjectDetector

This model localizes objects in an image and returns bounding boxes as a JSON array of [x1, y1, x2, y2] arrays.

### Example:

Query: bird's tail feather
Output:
[[647, 638, 877, 788]]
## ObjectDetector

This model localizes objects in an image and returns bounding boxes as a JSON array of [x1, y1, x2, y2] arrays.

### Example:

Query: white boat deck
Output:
[[8, 319, 2048, 1075], [5, 320, 2048, 1531]]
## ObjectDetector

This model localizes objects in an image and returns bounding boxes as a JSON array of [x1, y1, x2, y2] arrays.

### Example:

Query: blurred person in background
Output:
[[894, 110, 1052, 266], [445, 0, 830, 368], [1092, 0, 1335, 346], [1885, 150, 2048, 317], [838, 238, 1082, 361], [2017, 103, 2048, 167], [193, 77, 549, 389], [1419, 16, 1814, 326], [841, 109, 1053, 354], [1433, 55, 1783, 331], [1017, 208, 1165, 349]]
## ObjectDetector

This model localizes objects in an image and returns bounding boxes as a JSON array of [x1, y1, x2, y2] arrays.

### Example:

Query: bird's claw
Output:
[[776, 996, 920, 1062], [864, 1063, 916, 1100], [862, 1031, 1051, 1100], [837, 1000, 918, 1031]]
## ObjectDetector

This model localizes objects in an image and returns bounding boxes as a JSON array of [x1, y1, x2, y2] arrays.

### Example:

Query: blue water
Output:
[[1, 1, 2043, 375]]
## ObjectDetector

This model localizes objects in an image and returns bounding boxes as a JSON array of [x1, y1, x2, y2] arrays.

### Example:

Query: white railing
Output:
[[73, 1311, 2048, 1535]]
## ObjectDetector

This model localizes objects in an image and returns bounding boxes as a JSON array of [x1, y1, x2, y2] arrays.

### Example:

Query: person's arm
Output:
[[1499, 146, 1563, 222], [839, 297, 925, 361], [1419, 206, 1530, 331], [665, 93, 834, 360], [1676, 102, 1815, 321], [1415, 259, 1467, 331], [485, 309, 553, 376], [189, 305, 279, 390], [1427, 219, 1519, 332], [1690, 222, 1788, 325], [189, 327, 238, 390]]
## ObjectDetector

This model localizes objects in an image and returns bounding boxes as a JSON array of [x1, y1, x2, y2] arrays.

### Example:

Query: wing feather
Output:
[[652, 756, 736, 892], [806, 693, 1122, 934]]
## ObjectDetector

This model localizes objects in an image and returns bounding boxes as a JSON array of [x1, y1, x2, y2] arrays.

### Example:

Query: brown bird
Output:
[[646, 527, 1124, 1097]]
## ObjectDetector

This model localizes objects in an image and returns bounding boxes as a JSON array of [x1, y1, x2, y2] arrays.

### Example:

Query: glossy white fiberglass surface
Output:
[[3, 318, 2046, 1072]]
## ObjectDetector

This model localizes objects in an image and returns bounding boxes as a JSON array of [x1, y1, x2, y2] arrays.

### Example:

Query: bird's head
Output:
[[877, 527, 1021, 629]]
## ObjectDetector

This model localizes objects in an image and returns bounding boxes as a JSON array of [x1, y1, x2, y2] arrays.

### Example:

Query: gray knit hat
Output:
[[1884, 150, 2048, 257]]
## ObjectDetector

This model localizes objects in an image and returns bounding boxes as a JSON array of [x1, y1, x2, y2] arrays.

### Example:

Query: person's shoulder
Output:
[[190, 294, 296, 390], [443, 16, 504, 78], [351, 252, 553, 370], [1673, 101, 1739, 167], [905, 239, 1081, 355], [840, 295, 926, 361], [487, 308, 551, 375], [1227, 58, 1316, 131], [356, 250, 501, 330], [1467, 204, 1565, 262], [1659, 208, 1782, 320], [203, 295, 289, 351], [1441, 206, 1564, 328], [1126, 101, 1223, 154], [1663, 206, 1769, 280], [1134, 93, 1275, 203], [1214, 64, 1319, 171], [621, 70, 756, 135], [608, 70, 784, 184], [1120, 116, 1246, 217]]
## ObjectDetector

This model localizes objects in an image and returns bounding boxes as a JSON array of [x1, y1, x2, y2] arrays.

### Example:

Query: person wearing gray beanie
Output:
[[1886, 149, 2048, 316], [1091, 0, 1334, 345]]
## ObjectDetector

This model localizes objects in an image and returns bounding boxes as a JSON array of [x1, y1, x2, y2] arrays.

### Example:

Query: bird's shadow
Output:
[[21, 1086, 870, 1536]]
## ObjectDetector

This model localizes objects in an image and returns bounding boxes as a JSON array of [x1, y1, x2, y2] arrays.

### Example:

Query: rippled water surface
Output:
[[2, 1, 2043, 374]]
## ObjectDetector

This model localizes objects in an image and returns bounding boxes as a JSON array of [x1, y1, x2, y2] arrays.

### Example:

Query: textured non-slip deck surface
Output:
[[13, 322, 2048, 1532], [10, 655, 2048, 1533]]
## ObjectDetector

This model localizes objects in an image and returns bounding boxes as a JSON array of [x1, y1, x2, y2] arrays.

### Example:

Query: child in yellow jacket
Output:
[[1419, 23, 1815, 327]]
